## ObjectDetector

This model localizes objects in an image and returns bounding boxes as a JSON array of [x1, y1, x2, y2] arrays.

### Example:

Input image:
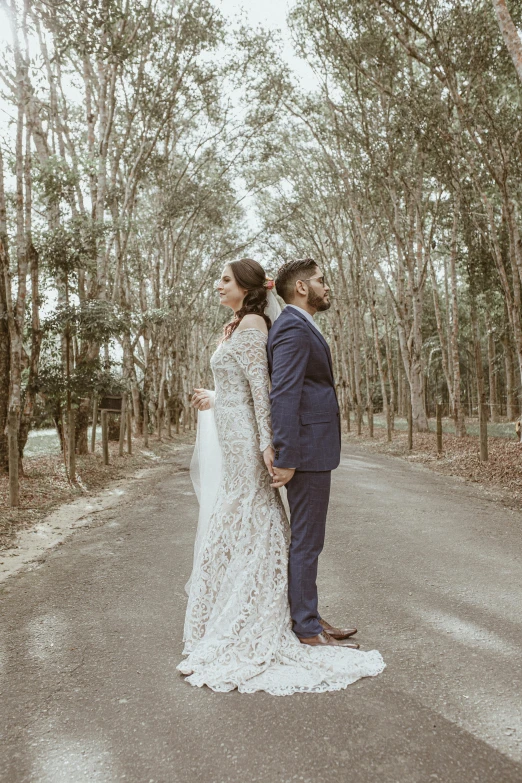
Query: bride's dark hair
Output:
[[223, 258, 271, 340]]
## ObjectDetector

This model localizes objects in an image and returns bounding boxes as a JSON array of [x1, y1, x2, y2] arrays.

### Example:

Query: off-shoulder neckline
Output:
[[233, 327, 268, 339]]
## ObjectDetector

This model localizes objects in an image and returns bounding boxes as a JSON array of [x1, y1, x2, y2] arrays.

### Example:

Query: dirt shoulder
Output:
[[0, 432, 196, 554], [344, 424, 522, 509]]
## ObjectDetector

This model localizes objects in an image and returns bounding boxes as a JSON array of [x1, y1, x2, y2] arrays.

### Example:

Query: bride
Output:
[[177, 257, 385, 695]]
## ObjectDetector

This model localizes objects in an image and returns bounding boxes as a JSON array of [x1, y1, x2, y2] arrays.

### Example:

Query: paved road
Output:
[[1, 444, 522, 783]]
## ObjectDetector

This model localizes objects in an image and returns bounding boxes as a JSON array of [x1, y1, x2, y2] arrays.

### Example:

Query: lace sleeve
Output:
[[232, 328, 272, 452]]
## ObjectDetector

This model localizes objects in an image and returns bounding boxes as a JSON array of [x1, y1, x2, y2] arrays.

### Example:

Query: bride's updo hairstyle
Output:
[[223, 257, 271, 340]]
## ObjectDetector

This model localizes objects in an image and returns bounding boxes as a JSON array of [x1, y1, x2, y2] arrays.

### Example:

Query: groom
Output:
[[267, 259, 359, 649]]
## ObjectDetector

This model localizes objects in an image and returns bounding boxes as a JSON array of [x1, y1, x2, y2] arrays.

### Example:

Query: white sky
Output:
[[220, 0, 290, 28], [0, 0, 316, 231], [219, 0, 316, 84], [0, 0, 316, 134]]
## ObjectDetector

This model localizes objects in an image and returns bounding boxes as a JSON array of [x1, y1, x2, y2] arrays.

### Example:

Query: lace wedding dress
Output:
[[178, 327, 385, 695]]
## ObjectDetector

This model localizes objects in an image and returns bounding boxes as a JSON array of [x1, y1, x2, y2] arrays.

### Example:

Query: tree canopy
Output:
[[1, 0, 522, 494]]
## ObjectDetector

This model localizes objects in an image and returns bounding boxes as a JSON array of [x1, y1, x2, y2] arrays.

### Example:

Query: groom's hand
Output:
[[271, 466, 295, 488]]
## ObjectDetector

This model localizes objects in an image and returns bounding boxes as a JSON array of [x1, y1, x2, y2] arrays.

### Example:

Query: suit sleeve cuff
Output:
[[274, 449, 300, 469]]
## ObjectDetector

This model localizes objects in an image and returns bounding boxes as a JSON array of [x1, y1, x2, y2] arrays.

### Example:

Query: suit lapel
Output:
[[284, 307, 334, 380]]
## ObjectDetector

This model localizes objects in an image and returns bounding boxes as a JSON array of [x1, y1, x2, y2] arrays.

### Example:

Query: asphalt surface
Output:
[[1, 443, 521, 783]]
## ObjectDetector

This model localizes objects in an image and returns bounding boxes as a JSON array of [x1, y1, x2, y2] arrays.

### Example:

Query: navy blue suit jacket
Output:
[[267, 306, 341, 472]]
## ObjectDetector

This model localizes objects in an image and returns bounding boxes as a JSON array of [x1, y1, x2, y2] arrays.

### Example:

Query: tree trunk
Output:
[[8, 410, 19, 507], [503, 321, 518, 421], [410, 288, 428, 431], [75, 398, 90, 454], [471, 301, 488, 461], [332, 305, 354, 432], [68, 407, 76, 482], [449, 205, 466, 436], [350, 293, 365, 434], [0, 150, 10, 472], [119, 395, 127, 457], [369, 292, 392, 442], [365, 350, 374, 438], [18, 122, 42, 461], [436, 403, 443, 455], [407, 393, 413, 451], [384, 306, 396, 426], [429, 257, 453, 411], [486, 318, 499, 422], [6, 43, 29, 487], [491, 0, 522, 84]]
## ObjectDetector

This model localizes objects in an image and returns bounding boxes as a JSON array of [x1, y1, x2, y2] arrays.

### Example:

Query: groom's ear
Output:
[[294, 279, 307, 297]]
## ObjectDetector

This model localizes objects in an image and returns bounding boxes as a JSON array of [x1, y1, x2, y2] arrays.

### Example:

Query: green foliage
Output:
[[38, 357, 125, 410], [37, 217, 99, 278], [34, 155, 79, 209], [42, 300, 130, 343]]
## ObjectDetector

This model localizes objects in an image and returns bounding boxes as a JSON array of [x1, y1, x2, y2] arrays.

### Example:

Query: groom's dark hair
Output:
[[275, 258, 318, 303]]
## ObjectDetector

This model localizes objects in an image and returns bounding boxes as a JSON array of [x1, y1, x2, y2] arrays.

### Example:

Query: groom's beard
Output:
[[307, 287, 331, 312]]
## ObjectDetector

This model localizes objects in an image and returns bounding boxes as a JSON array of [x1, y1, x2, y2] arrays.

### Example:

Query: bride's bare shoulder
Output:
[[237, 314, 268, 335]]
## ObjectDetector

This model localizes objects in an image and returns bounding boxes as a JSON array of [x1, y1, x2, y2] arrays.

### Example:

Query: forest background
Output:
[[2, 0, 522, 509]]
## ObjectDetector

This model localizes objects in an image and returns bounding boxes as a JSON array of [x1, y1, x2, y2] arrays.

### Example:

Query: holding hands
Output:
[[193, 390, 294, 487], [263, 446, 295, 487], [270, 466, 295, 489]]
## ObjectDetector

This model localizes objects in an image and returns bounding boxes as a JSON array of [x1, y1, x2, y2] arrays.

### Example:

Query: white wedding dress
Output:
[[178, 327, 385, 695]]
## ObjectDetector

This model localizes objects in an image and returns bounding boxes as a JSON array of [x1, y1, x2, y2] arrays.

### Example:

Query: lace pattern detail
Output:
[[230, 329, 273, 452], [178, 328, 385, 695]]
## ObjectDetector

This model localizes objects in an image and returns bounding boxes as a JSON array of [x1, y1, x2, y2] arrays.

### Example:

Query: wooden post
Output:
[[101, 409, 109, 465], [119, 395, 127, 457], [8, 410, 19, 508], [436, 403, 443, 455], [68, 407, 76, 482], [356, 404, 363, 436], [407, 395, 413, 451], [126, 408, 132, 454], [368, 400, 374, 438], [158, 408, 163, 442], [471, 301, 489, 463], [479, 400, 489, 462], [91, 395, 98, 452], [386, 405, 392, 443], [61, 408, 67, 468], [167, 407, 172, 439], [143, 400, 149, 447]]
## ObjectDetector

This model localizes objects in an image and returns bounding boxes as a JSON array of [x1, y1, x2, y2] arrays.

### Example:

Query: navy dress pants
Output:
[[285, 470, 332, 638]]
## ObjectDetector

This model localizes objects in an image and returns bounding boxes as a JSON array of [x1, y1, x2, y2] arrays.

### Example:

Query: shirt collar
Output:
[[286, 304, 322, 334]]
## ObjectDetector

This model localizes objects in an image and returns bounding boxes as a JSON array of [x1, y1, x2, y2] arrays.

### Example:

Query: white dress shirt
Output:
[[285, 304, 323, 335]]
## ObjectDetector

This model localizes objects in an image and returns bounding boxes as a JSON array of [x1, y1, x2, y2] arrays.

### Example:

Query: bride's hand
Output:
[[271, 466, 295, 488], [263, 445, 275, 477], [192, 388, 211, 411]]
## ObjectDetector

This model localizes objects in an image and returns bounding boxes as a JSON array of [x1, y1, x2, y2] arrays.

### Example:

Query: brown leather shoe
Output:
[[320, 619, 358, 639], [298, 631, 360, 649]]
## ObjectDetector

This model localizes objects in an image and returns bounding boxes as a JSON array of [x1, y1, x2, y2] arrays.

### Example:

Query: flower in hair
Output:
[[265, 277, 275, 290]]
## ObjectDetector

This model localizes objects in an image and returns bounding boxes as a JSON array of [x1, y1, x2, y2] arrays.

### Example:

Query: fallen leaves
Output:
[[345, 423, 522, 507]]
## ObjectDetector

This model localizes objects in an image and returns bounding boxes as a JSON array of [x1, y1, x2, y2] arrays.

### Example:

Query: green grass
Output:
[[25, 426, 102, 457], [24, 416, 519, 459], [371, 415, 518, 440]]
